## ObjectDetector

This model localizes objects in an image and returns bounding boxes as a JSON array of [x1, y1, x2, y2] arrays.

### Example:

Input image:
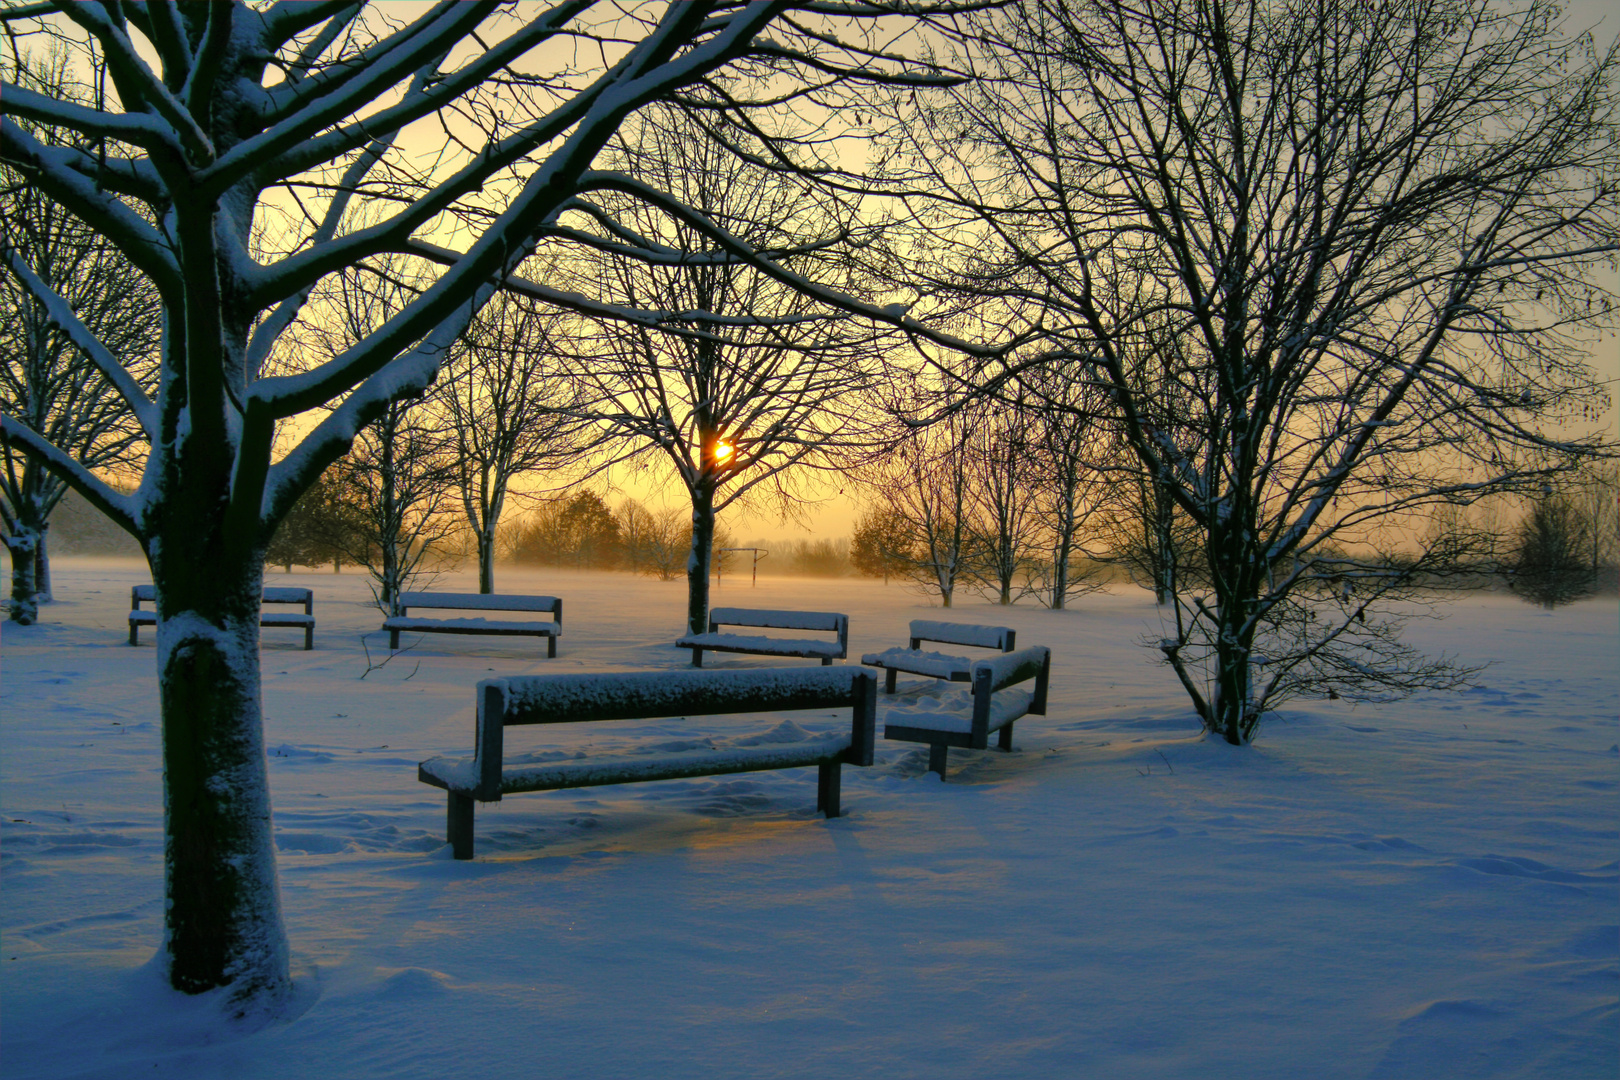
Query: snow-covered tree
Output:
[[0, 1, 981, 1005]]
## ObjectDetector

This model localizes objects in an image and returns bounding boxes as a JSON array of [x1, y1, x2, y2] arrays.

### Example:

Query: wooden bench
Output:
[[883, 646, 1051, 778], [418, 666, 879, 859], [128, 584, 315, 649], [676, 607, 849, 668], [383, 591, 561, 656], [861, 620, 1017, 694]]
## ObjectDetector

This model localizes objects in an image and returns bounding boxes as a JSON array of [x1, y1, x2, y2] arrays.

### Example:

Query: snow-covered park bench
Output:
[[860, 620, 1018, 694], [676, 607, 849, 668], [128, 584, 315, 649], [883, 646, 1052, 778], [418, 666, 879, 859], [383, 592, 562, 656]]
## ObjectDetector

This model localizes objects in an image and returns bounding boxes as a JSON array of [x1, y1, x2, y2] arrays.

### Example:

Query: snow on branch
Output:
[[0, 121, 179, 291], [54, 2, 215, 166], [0, 81, 177, 151], [0, 414, 142, 539]]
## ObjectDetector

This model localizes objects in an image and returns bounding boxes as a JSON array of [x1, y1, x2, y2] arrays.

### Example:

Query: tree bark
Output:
[[5, 530, 39, 624], [151, 549, 289, 1004], [478, 530, 495, 594]]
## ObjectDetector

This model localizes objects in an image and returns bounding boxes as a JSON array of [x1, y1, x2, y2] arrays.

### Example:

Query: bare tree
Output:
[[965, 396, 1041, 604], [562, 111, 890, 637], [1, 48, 156, 622], [891, 0, 1617, 743], [861, 406, 978, 607], [1021, 370, 1112, 609], [0, 2, 982, 1003], [332, 396, 460, 616], [443, 291, 587, 593]]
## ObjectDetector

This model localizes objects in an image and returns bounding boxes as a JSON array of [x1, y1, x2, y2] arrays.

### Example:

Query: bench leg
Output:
[[998, 721, 1014, 752], [304, 625, 314, 651], [817, 761, 842, 818], [884, 668, 897, 694], [389, 629, 401, 651], [128, 621, 139, 646], [821, 656, 833, 666], [928, 743, 949, 778], [448, 792, 476, 860], [691, 648, 703, 668], [547, 635, 556, 659]]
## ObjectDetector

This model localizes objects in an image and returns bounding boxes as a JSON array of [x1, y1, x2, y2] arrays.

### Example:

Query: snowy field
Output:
[[1, 559, 1615, 1080]]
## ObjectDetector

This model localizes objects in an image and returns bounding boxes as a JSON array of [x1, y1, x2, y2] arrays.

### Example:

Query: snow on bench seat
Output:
[[861, 620, 1017, 693], [676, 607, 849, 667], [860, 648, 974, 683], [384, 591, 562, 655], [128, 584, 316, 649], [418, 666, 878, 859], [883, 687, 1034, 736], [883, 646, 1052, 778]]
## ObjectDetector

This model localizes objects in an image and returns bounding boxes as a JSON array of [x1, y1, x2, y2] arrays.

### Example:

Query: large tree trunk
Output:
[[686, 487, 716, 637], [5, 530, 39, 624], [150, 546, 290, 1005]]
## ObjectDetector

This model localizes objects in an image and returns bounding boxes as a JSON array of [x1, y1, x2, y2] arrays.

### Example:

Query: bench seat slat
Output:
[[258, 613, 315, 627], [421, 734, 852, 795], [677, 632, 843, 659]]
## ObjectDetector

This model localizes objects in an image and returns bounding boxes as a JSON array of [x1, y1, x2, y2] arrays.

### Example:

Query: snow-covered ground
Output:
[[2, 560, 1615, 1079]]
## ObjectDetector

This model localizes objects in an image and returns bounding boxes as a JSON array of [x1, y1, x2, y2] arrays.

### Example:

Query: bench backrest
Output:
[[908, 620, 1015, 652], [707, 607, 846, 634], [261, 587, 313, 606], [970, 646, 1051, 742], [398, 591, 561, 620], [133, 584, 312, 609], [468, 667, 878, 800]]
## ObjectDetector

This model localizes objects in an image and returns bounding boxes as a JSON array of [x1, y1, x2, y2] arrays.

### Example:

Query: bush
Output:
[[1506, 496, 1597, 609]]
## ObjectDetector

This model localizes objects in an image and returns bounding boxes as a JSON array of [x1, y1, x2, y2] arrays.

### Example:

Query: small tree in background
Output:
[[511, 490, 623, 570], [860, 408, 978, 608], [263, 469, 353, 574], [966, 398, 1042, 605], [851, 506, 913, 583], [331, 396, 460, 617], [443, 292, 591, 594], [1507, 494, 1598, 609]]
